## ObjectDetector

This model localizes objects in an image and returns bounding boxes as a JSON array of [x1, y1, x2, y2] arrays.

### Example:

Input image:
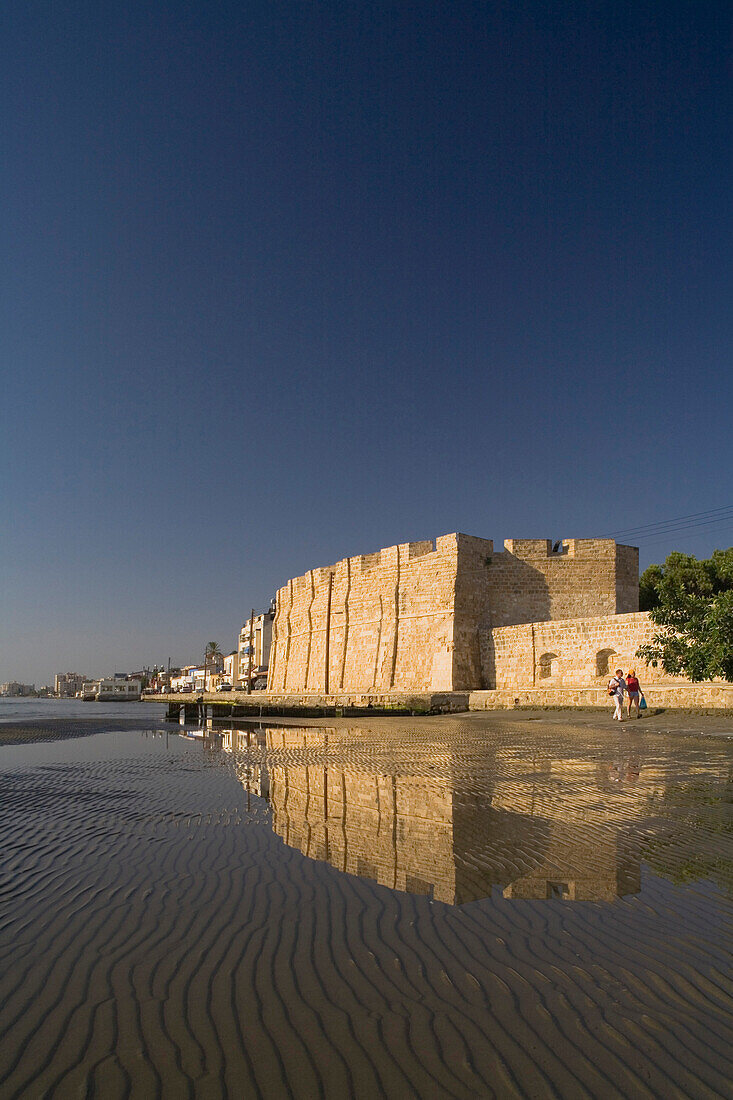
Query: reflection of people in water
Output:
[[624, 755, 641, 784], [606, 755, 641, 787]]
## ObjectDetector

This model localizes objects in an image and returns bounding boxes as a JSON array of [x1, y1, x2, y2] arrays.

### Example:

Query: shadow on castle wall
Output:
[[486, 557, 552, 628]]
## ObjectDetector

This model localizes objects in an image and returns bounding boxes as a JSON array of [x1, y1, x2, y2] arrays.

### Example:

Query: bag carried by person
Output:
[[608, 680, 617, 696], [639, 694, 647, 710]]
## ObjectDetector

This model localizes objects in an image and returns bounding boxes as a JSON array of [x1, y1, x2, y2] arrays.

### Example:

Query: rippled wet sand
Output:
[[1, 712, 731, 1098]]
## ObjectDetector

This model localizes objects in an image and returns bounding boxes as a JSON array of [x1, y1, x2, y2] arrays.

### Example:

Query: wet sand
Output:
[[0, 711, 731, 1098]]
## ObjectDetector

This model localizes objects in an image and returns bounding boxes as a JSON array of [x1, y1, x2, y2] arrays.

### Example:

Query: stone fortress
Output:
[[267, 532, 687, 698]]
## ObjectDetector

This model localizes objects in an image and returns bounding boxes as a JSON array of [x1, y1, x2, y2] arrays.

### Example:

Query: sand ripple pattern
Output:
[[0, 719, 731, 1099]]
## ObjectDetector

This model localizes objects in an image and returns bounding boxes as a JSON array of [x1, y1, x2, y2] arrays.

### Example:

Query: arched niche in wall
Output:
[[538, 652, 559, 679], [596, 648, 617, 678]]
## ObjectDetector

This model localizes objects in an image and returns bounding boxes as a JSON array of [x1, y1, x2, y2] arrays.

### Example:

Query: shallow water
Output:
[[0, 713, 731, 1098], [0, 696, 168, 724]]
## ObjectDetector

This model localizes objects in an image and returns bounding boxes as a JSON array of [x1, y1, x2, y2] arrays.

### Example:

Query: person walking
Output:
[[608, 668, 626, 721], [625, 669, 642, 718]]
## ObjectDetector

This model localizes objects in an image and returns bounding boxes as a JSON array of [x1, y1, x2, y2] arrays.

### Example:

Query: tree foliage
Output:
[[637, 548, 733, 681]]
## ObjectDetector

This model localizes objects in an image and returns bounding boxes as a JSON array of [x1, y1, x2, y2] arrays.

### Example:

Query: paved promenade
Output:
[[153, 681, 733, 717]]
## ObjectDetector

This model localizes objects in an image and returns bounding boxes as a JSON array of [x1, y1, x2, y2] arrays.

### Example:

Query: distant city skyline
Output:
[[2, 1, 731, 687]]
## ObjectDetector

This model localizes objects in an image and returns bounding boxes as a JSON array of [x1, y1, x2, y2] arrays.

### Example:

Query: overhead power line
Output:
[[604, 505, 733, 541], [631, 519, 733, 550], [630, 514, 733, 544], [605, 505, 733, 538]]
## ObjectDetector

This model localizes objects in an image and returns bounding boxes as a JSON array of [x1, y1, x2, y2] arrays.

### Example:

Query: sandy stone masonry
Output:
[[268, 533, 639, 694], [486, 611, 679, 690]]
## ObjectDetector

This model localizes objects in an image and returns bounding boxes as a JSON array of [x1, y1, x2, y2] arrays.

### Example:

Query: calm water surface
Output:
[[0, 708, 731, 1098], [0, 697, 169, 724]]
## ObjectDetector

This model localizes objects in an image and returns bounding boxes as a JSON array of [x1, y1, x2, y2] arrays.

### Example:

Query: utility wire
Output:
[[629, 514, 733, 543], [608, 513, 733, 543], [632, 520, 733, 551], [605, 504, 733, 540]]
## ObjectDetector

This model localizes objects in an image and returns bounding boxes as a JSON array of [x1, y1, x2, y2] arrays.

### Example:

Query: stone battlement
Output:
[[501, 537, 629, 559], [284, 534, 467, 588]]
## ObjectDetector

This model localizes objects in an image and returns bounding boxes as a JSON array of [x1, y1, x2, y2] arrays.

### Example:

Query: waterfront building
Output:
[[54, 672, 86, 697], [171, 665, 201, 692], [81, 678, 142, 701], [223, 651, 237, 685], [203, 651, 225, 691], [147, 667, 173, 693], [0, 682, 36, 697], [265, 532, 733, 702], [171, 656, 224, 693], [237, 610, 273, 688], [268, 533, 640, 694]]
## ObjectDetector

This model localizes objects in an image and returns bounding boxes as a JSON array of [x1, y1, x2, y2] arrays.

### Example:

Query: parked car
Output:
[[216, 683, 233, 692]]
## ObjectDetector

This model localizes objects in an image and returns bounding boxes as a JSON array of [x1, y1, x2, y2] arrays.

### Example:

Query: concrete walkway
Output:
[[151, 681, 733, 717]]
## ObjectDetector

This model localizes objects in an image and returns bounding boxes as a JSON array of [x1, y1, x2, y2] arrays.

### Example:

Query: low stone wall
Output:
[[156, 682, 733, 714], [469, 684, 733, 711], [156, 691, 471, 715], [485, 611, 689, 690], [244, 691, 471, 712]]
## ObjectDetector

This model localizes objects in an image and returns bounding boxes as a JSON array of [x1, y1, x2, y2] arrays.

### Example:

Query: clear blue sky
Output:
[[1, 1, 731, 686]]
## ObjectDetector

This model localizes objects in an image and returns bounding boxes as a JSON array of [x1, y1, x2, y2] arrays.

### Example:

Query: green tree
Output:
[[639, 563, 664, 611], [637, 548, 733, 681]]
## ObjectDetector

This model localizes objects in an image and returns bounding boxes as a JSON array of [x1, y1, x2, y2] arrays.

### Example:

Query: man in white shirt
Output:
[[608, 668, 626, 721]]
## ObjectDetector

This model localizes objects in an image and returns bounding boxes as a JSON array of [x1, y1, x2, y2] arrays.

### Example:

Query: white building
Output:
[[81, 678, 142, 701], [171, 654, 224, 693], [54, 672, 85, 697], [223, 651, 237, 685], [0, 682, 35, 696], [237, 610, 274, 689], [171, 665, 201, 692]]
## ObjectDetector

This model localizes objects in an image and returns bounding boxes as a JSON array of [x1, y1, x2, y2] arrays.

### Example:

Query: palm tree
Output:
[[203, 641, 222, 692]]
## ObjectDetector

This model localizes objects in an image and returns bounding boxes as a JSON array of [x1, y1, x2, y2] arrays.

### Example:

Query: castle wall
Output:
[[485, 539, 639, 628], [268, 535, 462, 694], [449, 534, 495, 689], [268, 533, 640, 694], [486, 611, 686, 689]]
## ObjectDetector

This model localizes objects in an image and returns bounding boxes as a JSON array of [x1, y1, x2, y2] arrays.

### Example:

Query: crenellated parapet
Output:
[[485, 538, 638, 627]]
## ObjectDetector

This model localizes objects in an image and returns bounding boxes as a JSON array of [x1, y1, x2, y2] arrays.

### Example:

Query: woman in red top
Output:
[[626, 669, 642, 717]]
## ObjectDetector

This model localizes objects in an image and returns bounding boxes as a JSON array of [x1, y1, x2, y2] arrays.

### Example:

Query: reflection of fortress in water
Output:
[[213, 726, 658, 905]]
